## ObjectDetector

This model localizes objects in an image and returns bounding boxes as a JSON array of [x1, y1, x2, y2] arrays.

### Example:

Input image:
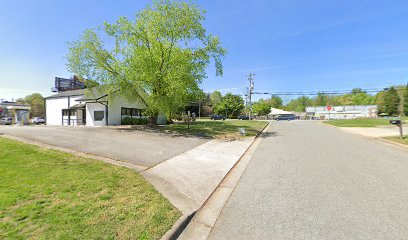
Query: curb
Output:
[[177, 121, 271, 239], [160, 121, 270, 240], [323, 124, 408, 151], [373, 137, 408, 151], [161, 212, 196, 240]]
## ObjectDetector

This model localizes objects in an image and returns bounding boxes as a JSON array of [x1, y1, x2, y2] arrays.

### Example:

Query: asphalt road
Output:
[[0, 125, 207, 167], [209, 121, 408, 240]]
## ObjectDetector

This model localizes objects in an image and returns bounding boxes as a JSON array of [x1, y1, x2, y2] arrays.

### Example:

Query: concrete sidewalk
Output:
[[141, 138, 254, 214]]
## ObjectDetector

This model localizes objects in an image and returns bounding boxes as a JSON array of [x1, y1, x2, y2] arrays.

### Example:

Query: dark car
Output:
[[276, 114, 296, 121], [211, 115, 225, 120], [238, 115, 250, 120]]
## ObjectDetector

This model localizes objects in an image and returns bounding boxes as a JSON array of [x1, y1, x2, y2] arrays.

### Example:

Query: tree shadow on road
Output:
[[258, 131, 279, 139]]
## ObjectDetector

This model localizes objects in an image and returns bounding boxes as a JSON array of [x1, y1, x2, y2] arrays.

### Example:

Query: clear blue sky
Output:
[[1, 0, 408, 102]]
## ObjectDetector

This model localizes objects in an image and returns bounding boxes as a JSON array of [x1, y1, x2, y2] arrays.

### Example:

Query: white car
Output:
[[31, 117, 45, 124], [0, 117, 13, 125]]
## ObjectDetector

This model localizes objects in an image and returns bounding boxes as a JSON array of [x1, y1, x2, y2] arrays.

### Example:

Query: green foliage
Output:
[[210, 90, 222, 106], [213, 93, 244, 118], [267, 95, 283, 109], [121, 117, 149, 125], [314, 92, 328, 106], [24, 93, 45, 118], [285, 91, 376, 112], [285, 96, 312, 112], [252, 100, 271, 116], [384, 87, 401, 116], [66, 0, 226, 123], [16, 93, 45, 118], [403, 83, 408, 116]]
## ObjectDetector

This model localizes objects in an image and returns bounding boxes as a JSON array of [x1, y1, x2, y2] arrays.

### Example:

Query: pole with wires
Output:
[[246, 73, 255, 120]]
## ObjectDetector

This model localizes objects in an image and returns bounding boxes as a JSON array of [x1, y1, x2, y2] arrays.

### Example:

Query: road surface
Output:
[[209, 121, 408, 240]]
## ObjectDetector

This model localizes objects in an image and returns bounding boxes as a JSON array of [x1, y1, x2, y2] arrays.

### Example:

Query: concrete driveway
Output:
[[0, 125, 208, 167]]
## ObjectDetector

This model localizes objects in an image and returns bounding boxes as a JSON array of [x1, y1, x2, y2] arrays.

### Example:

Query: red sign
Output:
[[327, 106, 332, 111]]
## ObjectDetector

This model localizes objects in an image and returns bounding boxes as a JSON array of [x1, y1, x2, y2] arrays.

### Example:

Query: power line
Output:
[[251, 88, 388, 96]]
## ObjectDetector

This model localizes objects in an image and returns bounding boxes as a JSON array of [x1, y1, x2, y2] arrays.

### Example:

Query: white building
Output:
[[305, 105, 378, 120], [45, 89, 147, 126]]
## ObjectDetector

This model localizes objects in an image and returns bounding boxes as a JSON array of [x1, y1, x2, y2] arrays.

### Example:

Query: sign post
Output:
[[327, 106, 332, 120]]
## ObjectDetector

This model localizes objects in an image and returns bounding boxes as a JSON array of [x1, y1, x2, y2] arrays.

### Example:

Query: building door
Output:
[[82, 109, 86, 125]]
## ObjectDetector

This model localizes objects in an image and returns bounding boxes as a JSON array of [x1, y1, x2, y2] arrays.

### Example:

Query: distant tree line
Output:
[[282, 86, 408, 116], [203, 84, 408, 118]]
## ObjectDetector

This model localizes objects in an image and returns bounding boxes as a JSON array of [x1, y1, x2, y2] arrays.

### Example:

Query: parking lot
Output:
[[0, 125, 208, 167]]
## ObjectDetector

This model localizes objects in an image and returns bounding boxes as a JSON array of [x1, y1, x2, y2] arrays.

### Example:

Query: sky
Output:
[[1, 0, 408, 103]]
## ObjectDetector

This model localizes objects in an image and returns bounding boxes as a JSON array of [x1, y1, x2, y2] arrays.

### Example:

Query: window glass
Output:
[[132, 109, 138, 116], [94, 111, 104, 121]]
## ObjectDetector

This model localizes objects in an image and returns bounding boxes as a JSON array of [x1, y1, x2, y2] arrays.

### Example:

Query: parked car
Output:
[[0, 117, 13, 125], [210, 115, 225, 120], [276, 114, 296, 121], [238, 115, 251, 120], [31, 117, 45, 124]]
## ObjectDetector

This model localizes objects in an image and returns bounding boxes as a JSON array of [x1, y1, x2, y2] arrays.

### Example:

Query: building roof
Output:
[[45, 88, 112, 101], [45, 89, 86, 99], [0, 102, 31, 110], [75, 88, 112, 101], [269, 108, 293, 115]]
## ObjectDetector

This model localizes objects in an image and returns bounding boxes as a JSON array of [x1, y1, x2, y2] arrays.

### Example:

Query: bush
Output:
[[121, 117, 149, 125]]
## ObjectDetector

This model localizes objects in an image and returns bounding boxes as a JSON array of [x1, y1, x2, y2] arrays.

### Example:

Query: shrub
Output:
[[121, 117, 149, 125]]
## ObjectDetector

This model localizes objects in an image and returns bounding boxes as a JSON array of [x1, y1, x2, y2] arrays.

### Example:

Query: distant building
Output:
[[266, 108, 297, 120], [0, 101, 31, 124], [305, 105, 378, 119]]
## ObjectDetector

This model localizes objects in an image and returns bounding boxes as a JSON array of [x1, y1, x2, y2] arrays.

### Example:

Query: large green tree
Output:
[[285, 96, 312, 112], [25, 93, 45, 118], [16, 93, 45, 118], [67, 0, 226, 123], [213, 93, 244, 118], [210, 90, 222, 106], [314, 92, 328, 106], [267, 95, 283, 109], [384, 87, 401, 116], [252, 99, 271, 116], [403, 83, 408, 116]]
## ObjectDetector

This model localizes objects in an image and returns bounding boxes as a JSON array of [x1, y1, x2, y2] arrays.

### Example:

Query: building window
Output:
[[70, 110, 76, 116], [121, 107, 142, 118], [62, 109, 69, 116], [94, 111, 104, 121]]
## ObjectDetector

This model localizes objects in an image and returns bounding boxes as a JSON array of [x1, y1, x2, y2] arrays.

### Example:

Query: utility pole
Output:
[[246, 73, 255, 120]]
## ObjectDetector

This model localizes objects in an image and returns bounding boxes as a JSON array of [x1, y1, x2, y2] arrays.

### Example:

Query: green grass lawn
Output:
[[324, 118, 396, 127], [163, 120, 268, 139], [385, 136, 408, 145], [0, 137, 180, 239]]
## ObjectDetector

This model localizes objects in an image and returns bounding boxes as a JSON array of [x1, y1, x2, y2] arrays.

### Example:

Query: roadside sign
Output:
[[327, 106, 332, 111]]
